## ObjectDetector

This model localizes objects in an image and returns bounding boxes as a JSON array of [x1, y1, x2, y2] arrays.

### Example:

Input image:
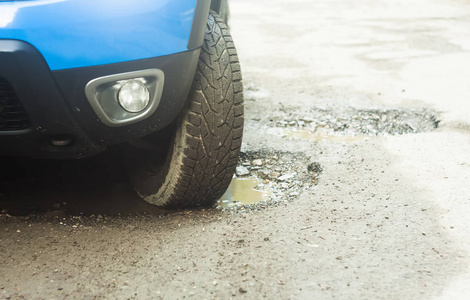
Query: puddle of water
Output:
[[218, 177, 269, 208], [285, 129, 367, 142], [218, 151, 321, 211]]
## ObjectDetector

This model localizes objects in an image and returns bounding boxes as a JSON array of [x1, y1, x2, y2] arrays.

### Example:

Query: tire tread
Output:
[[146, 11, 244, 207]]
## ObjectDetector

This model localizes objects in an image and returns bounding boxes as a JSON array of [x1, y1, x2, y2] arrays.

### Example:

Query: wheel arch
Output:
[[210, 0, 224, 13], [211, 0, 230, 26]]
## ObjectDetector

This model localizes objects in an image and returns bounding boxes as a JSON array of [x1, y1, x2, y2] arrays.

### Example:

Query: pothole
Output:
[[217, 151, 322, 211], [267, 108, 439, 139], [218, 178, 269, 208]]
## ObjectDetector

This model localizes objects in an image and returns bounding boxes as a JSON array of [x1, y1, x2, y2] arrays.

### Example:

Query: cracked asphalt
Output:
[[2, 0, 470, 299]]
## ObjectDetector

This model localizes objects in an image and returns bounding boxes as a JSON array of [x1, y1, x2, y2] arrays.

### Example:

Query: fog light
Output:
[[118, 80, 150, 113]]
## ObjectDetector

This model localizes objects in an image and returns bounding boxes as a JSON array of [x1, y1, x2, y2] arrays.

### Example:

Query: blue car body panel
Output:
[[0, 0, 196, 70], [0, 0, 213, 158]]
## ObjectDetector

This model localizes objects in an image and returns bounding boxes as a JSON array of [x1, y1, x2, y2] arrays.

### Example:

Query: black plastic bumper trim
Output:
[[52, 49, 200, 152], [188, 0, 211, 49], [0, 39, 102, 159]]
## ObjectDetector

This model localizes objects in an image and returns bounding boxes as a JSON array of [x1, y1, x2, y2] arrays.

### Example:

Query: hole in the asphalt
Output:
[[217, 151, 321, 211], [267, 108, 439, 140]]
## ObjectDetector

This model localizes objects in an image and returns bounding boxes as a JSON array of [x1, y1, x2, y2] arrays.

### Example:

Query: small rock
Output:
[[307, 162, 323, 174], [44, 210, 67, 219], [257, 169, 270, 179], [252, 159, 263, 166], [264, 237, 270, 241], [236, 166, 250, 176], [277, 174, 294, 181], [239, 287, 247, 293], [300, 117, 315, 123], [0, 214, 13, 221]]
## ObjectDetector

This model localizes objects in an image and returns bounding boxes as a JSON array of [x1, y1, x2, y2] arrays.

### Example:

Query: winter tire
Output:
[[127, 11, 243, 208]]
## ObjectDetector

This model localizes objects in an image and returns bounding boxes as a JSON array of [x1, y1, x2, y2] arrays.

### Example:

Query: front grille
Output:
[[0, 77, 30, 131]]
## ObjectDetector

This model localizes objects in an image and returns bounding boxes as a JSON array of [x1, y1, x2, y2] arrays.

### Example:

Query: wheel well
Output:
[[210, 0, 223, 14]]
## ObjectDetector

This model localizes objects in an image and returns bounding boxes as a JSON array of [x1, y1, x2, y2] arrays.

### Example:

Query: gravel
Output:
[[267, 107, 439, 136], [219, 151, 322, 212]]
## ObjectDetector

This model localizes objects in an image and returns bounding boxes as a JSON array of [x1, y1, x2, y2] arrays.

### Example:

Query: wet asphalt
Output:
[[2, 0, 470, 299]]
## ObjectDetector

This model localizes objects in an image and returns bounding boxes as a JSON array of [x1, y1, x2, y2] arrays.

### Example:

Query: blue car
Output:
[[0, 0, 243, 208]]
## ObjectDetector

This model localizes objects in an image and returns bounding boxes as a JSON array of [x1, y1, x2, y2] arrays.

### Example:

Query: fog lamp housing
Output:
[[84, 69, 164, 127]]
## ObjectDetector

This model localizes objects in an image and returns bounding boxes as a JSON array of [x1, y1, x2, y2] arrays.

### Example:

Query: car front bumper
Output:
[[0, 40, 200, 159]]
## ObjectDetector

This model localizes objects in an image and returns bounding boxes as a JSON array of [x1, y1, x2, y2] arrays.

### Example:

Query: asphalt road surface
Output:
[[2, 0, 470, 299]]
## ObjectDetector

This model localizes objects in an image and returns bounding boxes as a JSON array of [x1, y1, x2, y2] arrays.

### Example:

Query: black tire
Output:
[[127, 11, 243, 208]]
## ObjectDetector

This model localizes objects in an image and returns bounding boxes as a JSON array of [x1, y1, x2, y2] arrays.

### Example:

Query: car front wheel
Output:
[[126, 11, 244, 208]]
